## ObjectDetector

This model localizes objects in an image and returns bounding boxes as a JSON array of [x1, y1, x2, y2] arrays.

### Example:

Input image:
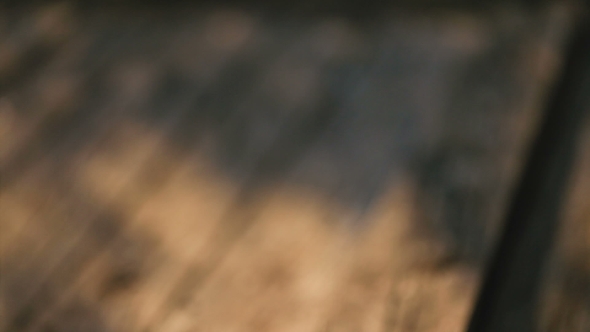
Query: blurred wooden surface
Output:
[[0, 2, 582, 332]]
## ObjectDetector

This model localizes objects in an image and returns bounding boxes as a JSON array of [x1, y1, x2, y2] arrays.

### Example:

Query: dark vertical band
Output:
[[466, 9, 590, 332]]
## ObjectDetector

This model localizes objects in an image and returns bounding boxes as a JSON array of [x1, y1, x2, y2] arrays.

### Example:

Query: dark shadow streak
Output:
[[466, 12, 590, 332]]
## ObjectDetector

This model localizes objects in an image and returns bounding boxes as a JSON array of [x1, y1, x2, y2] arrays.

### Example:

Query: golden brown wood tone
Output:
[[0, 3, 577, 332]]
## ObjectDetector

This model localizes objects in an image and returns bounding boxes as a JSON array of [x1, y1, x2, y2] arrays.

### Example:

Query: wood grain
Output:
[[0, 3, 577, 331]]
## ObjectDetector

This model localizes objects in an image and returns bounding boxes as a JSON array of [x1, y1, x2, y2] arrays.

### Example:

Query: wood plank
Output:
[[48, 20, 357, 331], [7, 11, 291, 331], [0, 3, 578, 332]]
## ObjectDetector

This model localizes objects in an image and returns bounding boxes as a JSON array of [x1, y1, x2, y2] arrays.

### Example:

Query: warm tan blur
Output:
[[0, 2, 586, 332]]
